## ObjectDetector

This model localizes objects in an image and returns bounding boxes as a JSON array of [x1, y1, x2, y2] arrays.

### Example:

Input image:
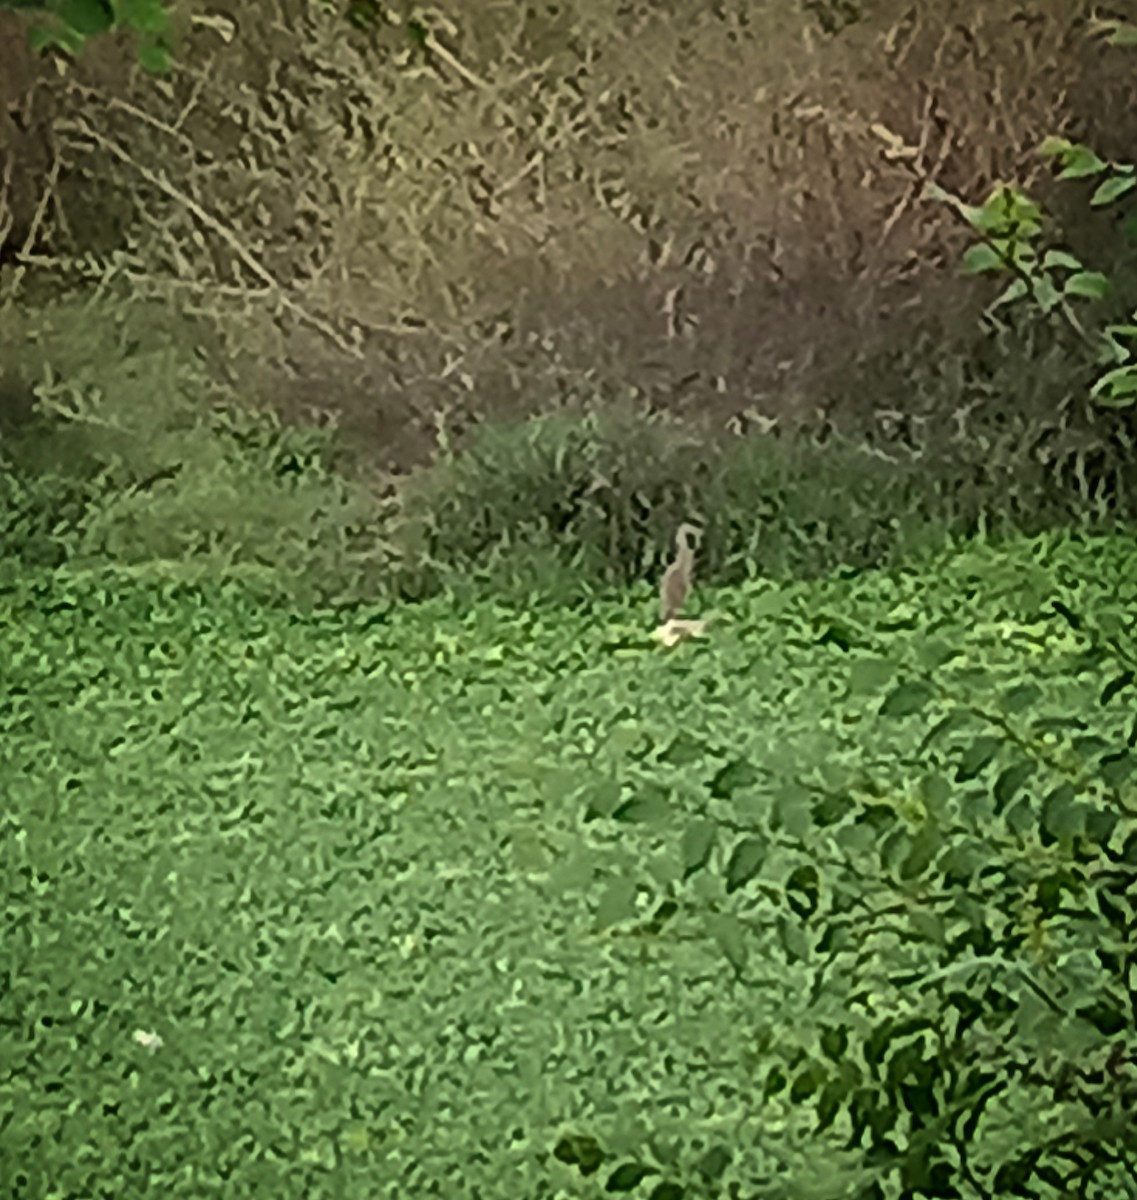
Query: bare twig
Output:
[[68, 84, 199, 154], [0, 151, 61, 312], [58, 115, 366, 358], [424, 32, 490, 91], [0, 139, 14, 254]]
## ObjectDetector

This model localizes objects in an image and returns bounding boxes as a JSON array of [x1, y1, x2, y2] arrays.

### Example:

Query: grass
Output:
[[3, 528, 1136, 1198]]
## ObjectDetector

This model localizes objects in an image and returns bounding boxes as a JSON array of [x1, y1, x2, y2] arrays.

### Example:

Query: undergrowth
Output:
[[0, 292, 1116, 612], [2, 528, 1134, 1198]]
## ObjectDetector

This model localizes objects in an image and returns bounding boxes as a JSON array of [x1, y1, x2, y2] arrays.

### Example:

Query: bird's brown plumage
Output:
[[660, 523, 701, 622]]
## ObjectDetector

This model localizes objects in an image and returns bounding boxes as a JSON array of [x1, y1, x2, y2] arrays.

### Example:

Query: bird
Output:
[[660, 522, 702, 624]]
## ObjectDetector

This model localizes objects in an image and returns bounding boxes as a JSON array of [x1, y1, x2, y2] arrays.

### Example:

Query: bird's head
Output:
[[675, 522, 703, 549]]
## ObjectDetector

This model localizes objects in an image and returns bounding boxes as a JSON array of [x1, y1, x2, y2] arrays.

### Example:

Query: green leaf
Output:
[[955, 736, 1001, 782], [1056, 145, 1109, 179], [594, 876, 638, 931], [582, 779, 623, 820], [1090, 174, 1137, 206], [1002, 681, 1044, 713], [815, 617, 858, 650], [1064, 271, 1110, 300], [405, 17, 429, 47], [605, 1162, 654, 1192], [961, 243, 1006, 274], [915, 637, 960, 670], [1104, 322, 1137, 344], [773, 783, 813, 838], [1038, 135, 1074, 158], [1040, 783, 1083, 843], [880, 826, 911, 875], [508, 826, 549, 873], [136, 38, 170, 73], [113, 0, 171, 33], [27, 21, 85, 52], [1032, 274, 1062, 313], [919, 772, 952, 817], [993, 760, 1034, 812], [704, 912, 749, 977], [1092, 365, 1137, 406], [989, 277, 1030, 309], [790, 1061, 826, 1102], [1042, 249, 1084, 272], [899, 824, 941, 880], [819, 1024, 849, 1061], [1098, 749, 1135, 789], [909, 906, 947, 945], [785, 864, 819, 918], [553, 1134, 604, 1173], [710, 757, 761, 798], [725, 836, 766, 892], [56, 0, 114, 35], [647, 1182, 685, 1200], [972, 185, 1041, 233], [696, 1145, 732, 1182], [764, 1064, 787, 1097], [1098, 19, 1137, 47], [658, 730, 706, 766], [815, 1079, 845, 1133], [680, 817, 717, 879], [778, 912, 810, 962], [1007, 239, 1038, 269], [346, 0, 383, 31], [848, 656, 896, 696], [748, 587, 792, 618], [879, 680, 934, 718], [612, 785, 672, 824]]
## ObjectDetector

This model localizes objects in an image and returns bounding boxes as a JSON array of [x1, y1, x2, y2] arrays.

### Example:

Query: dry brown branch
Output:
[[2, 0, 1122, 482], [58, 115, 366, 358], [68, 85, 199, 154], [0, 150, 61, 312], [424, 32, 490, 91], [0, 143, 14, 255]]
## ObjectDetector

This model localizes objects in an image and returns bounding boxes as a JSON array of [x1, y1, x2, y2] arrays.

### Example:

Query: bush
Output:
[[0, 292, 392, 605], [389, 402, 704, 599], [0, 288, 1122, 614], [389, 401, 986, 604]]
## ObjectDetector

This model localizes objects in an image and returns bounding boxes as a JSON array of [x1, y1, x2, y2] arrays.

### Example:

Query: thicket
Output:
[[2, 286, 1135, 610], [0, 301, 1071, 610], [2, 11, 1136, 606]]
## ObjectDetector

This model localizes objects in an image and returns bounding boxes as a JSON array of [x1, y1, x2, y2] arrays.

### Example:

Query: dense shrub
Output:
[[0, 283, 1131, 613], [389, 399, 1036, 604], [0, 293, 391, 604]]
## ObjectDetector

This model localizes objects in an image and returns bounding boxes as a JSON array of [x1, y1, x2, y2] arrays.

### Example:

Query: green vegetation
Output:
[[1, 0, 173, 71], [0, 294, 392, 606], [3, 529, 1135, 1197], [2, 291, 1110, 615], [3, 8, 1137, 1198], [932, 100, 1137, 409]]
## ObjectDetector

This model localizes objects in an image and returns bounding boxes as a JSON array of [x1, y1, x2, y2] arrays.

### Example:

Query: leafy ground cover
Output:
[[2, 530, 1136, 1198]]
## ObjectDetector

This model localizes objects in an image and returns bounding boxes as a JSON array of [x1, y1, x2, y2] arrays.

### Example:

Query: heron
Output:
[[660, 522, 702, 623]]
